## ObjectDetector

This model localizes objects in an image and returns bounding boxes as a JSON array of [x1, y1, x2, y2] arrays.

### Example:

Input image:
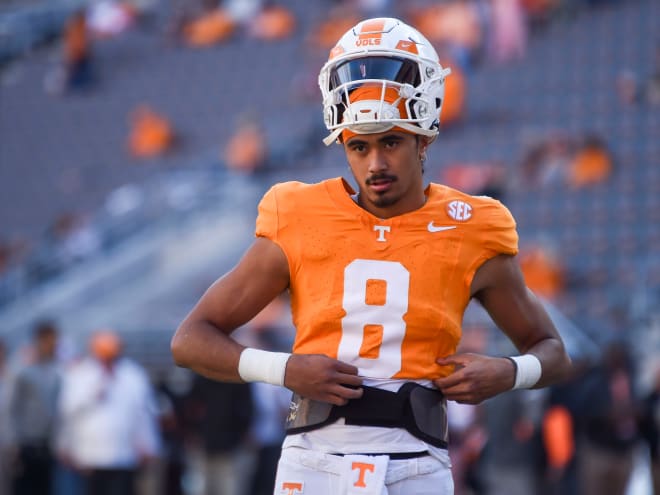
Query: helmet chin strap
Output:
[[323, 128, 345, 146]]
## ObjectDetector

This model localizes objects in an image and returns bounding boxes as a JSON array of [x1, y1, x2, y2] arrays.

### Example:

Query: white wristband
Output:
[[508, 354, 542, 389], [238, 348, 291, 386]]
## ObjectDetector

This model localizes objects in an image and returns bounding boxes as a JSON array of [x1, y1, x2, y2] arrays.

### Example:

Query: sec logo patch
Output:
[[447, 200, 472, 221]]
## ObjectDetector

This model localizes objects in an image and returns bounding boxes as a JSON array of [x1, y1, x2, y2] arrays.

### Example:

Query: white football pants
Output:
[[272, 447, 454, 495]]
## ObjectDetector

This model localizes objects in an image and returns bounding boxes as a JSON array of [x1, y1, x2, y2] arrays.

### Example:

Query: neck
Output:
[[357, 189, 427, 219]]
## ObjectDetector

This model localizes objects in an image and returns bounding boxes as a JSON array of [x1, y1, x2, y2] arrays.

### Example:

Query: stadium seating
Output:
[[0, 0, 657, 367]]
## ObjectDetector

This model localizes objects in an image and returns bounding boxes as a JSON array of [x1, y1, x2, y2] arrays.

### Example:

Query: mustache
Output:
[[366, 173, 397, 185]]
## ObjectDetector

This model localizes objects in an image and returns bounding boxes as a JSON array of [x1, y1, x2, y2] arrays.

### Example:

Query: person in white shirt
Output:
[[57, 329, 161, 495]]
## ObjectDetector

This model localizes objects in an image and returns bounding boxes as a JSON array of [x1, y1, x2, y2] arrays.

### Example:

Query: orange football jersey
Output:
[[256, 177, 518, 380]]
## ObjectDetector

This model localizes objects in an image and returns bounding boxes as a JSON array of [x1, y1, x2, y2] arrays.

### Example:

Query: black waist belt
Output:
[[285, 383, 448, 449], [331, 450, 429, 460]]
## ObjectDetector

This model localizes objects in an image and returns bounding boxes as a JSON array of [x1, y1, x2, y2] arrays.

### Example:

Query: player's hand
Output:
[[433, 353, 516, 404], [284, 354, 363, 406]]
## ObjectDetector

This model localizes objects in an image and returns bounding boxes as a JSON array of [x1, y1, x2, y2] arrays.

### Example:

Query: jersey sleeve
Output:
[[464, 197, 519, 286], [255, 185, 279, 242], [482, 199, 519, 257], [254, 181, 310, 285]]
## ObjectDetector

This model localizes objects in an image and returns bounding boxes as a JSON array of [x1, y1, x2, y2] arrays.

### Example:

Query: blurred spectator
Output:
[[5, 321, 61, 495], [223, 114, 268, 174], [223, 0, 264, 24], [166, 0, 217, 42], [480, 387, 547, 495], [542, 404, 575, 494], [183, 8, 236, 47], [519, 243, 565, 301], [289, 51, 326, 104], [355, 0, 393, 17], [448, 325, 489, 494], [153, 367, 194, 495], [247, 2, 296, 41], [0, 239, 30, 270], [17, 212, 99, 283], [45, 9, 95, 94], [519, 132, 613, 190], [185, 374, 253, 495], [488, 0, 528, 64], [127, 105, 176, 159], [409, 1, 483, 70], [49, 212, 103, 266], [0, 242, 12, 276], [567, 135, 613, 189], [308, 3, 360, 50], [448, 400, 486, 495], [615, 69, 639, 106], [65, 10, 93, 89], [520, 0, 561, 29], [639, 363, 660, 495], [577, 342, 640, 495], [519, 133, 575, 188], [56, 329, 161, 495], [540, 357, 596, 495], [87, 0, 137, 38], [440, 162, 507, 199], [644, 46, 660, 106]]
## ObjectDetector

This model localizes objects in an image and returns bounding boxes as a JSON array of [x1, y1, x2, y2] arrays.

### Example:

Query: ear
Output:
[[418, 135, 431, 152], [418, 137, 430, 159]]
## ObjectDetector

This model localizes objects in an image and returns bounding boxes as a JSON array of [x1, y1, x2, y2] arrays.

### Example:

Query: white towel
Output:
[[341, 454, 389, 495]]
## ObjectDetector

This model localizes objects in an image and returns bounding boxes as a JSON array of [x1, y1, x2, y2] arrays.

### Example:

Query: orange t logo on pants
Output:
[[352, 462, 375, 487], [281, 481, 303, 494]]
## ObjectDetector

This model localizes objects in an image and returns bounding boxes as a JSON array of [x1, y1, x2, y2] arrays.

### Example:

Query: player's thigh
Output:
[[386, 463, 454, 495], [273, 450, 340, 495]]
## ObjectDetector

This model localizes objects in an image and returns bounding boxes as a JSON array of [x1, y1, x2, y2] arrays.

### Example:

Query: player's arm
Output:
[[434, 254, 571, 404], [170, 237, 363, 405], [471, 253, 571, 389]]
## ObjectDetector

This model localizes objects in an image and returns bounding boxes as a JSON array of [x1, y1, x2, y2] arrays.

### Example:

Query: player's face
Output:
[[344, 131, 427, 218]]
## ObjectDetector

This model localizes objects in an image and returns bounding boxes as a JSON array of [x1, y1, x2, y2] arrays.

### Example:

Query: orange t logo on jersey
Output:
[[281, 481, 303, 494], [352, 461, 375, 488]]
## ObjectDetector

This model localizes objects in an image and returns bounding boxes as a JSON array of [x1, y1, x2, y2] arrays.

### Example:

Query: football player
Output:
[[171, 17, 571, 494]]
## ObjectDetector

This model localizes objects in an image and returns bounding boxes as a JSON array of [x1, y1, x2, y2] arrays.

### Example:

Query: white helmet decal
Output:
[[318, 17, 451, 145]]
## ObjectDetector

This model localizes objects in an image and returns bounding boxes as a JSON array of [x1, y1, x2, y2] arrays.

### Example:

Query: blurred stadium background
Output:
[[0, 0, 658, 492]]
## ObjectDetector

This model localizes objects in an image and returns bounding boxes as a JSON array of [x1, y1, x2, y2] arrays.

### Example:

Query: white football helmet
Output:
[[318, 17, 451, 146]]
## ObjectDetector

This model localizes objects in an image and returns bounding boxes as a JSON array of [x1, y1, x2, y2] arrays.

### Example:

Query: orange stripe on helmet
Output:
[[356, 18, 386, 46], [359, 18, 386, 37]]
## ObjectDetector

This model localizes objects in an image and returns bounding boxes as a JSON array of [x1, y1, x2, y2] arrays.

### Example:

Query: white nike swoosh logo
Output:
[[427, 222, 457, 233]]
